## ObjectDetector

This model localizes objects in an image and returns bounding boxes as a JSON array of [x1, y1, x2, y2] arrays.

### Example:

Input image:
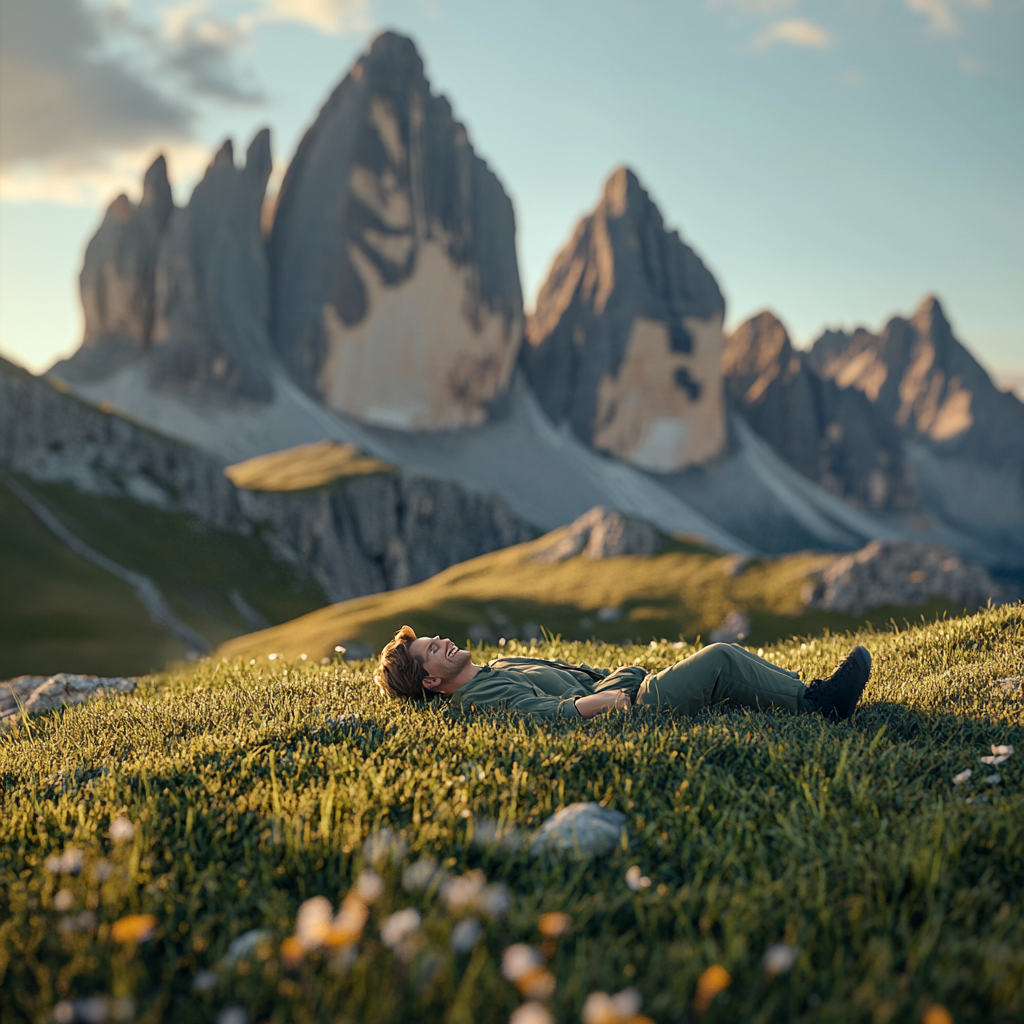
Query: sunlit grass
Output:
[[1, 604, 1022, 1023]]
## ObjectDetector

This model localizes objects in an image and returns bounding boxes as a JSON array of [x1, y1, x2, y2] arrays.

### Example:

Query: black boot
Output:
[[803, 646, 871, 722]]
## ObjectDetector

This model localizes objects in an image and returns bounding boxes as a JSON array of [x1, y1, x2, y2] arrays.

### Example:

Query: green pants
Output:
[[637, 643, 807, 715]]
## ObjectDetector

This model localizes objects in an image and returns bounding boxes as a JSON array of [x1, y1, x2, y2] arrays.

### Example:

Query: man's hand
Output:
[[575, 690, 632, 719]]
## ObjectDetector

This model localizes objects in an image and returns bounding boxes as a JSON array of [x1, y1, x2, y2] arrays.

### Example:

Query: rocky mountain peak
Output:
[[148, 128, 275, 401], [522, 166, 726, 472], [62, 155, 177, 382], [723, 311, 915, 512], [141, 155, 173, 229], [269, 31, 523, 431]]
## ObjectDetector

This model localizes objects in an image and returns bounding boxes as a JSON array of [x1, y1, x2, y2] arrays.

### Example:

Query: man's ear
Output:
[[422, 676, 442, 692]]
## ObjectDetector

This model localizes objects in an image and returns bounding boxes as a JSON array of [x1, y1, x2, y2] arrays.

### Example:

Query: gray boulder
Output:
[[807, 540, 1004, 615], [149, 131, 275, 401], [269, 31, 523, 430], [529, 506, 659, 564], [522, 167, 727, 472], [530, 802, 627, 859], [56, 157, 173, 382], [723, 311, 914, 512]]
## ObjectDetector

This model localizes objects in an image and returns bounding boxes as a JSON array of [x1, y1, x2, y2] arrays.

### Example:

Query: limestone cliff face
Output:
[[723, 312, 914, 511], [149, 131, 275, 401], [807, 297, 1024, 545], [66, 157, 173, 380], [269, 32, 523, 431], [0, 358, 534, 603], [522, 167, 726, 473]]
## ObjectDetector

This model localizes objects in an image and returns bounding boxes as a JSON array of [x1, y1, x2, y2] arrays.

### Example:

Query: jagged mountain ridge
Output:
[[39, 30, 1022, 571]]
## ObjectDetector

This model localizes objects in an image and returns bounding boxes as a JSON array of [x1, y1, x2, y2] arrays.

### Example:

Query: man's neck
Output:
[[434, 660, 482, 695]]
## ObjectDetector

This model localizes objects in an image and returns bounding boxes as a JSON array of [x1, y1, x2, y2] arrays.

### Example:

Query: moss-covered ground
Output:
[[2, 604, 1021, 1023]]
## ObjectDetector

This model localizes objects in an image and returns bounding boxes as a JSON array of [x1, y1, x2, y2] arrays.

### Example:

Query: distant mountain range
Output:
[[37, 30, 1023, 575]]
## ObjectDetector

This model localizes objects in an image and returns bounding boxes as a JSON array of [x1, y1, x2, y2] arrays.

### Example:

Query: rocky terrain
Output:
[[523, 167, 726, 472], [806, 539, 1005, 615], [269, 32, 523, 430], [1, 358, 533, 626]]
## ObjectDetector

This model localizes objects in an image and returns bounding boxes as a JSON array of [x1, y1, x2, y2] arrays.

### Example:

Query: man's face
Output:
[[408, 634, 472, 684]]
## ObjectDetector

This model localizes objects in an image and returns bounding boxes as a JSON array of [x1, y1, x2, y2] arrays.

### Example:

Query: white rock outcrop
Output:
[[523, 167, 727, 472], [269, 32, 524, 430], [0, 674, 137, 726]]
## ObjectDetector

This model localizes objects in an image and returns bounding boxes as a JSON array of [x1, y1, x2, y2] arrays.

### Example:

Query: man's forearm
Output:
[[575, 690, 631, 718]]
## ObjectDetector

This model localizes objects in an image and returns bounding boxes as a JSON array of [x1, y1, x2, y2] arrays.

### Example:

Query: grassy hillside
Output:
[[225, 440, 395, 493], [0, 476, 328, 678], [1, 605, 1021, 1022], [217, 532, 970, 664], [0, 480, 188, 678]]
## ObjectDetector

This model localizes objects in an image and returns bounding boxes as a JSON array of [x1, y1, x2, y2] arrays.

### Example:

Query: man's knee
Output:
[[700, 642, 736, 665]]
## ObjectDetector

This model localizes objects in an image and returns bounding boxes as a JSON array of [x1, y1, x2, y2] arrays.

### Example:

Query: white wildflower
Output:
[[450, 916, 483, 952], [402, 858, 439, 891], [501, 943, 543, 982], [441, 870, 486, 913], [295, 896, 333, 949], [952, 769, 972, 786], [53, 889, 74, 912], [992, 745, 1014, 755], [481, 883, 511, 916], [610, 988, 643, 1016], [980, 754, 1011, 766], [763, 943, 798, 975], [109, 817, 135, 843], [581, 992, 616, 1024], [625, 865, 652, 891], [217, 1008, 248, 1024], [380, 908, 421, 949], [52, 1001, 74, 1024], [983, 773, 1002, 784], [111, 996, 135, 1022], [354, 870, 383, 904], [510, 1003, 555, 1024]]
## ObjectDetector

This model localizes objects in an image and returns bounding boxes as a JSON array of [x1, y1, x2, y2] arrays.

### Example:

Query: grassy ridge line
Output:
[[216, 532, 971, 664], [224, 440, 396, 493], [0, 476, 328, 678], [2, 606, 1022, 1022]]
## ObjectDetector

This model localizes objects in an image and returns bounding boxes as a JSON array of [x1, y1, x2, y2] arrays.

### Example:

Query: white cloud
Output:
[[164, 0, 372, 37], [752, 18, 832, 49], [905, 0, 991, 36]]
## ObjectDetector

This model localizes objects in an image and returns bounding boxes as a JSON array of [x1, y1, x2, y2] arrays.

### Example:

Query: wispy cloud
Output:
[[905, 0, 991, 36], [711, 0, 797, 12], [752, 18, 832, 49], [0, 0, 369, 206]]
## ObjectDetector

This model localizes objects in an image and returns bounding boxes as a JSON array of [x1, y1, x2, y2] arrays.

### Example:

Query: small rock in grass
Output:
[[529, 802, 627, 859]]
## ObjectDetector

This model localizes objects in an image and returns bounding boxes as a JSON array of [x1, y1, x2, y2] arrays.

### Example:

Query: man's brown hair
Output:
[[375, 625, 432, 701]]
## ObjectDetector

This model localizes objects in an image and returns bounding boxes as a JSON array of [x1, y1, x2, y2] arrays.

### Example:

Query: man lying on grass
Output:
[[375, 627, 872, 722]]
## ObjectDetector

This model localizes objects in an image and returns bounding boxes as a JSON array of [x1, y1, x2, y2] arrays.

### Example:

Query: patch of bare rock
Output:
[[805, 540, 1005, 615], [0, 674, 137, 727], [528, 506, 659, 564]]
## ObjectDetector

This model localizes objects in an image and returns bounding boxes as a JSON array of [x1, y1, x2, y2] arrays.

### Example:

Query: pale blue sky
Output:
[[1, 0, 1021, 385]]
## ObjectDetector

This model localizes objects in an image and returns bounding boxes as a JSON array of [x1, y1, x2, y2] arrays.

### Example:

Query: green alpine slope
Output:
[[216, 531, 970, 664], [0, 477, 328, 678]]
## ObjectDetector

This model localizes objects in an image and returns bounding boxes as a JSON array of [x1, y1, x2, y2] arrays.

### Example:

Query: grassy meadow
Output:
[[216, 531, 968, 664], [0, 476, 328, 679], [2, 603, 1022, 1023]]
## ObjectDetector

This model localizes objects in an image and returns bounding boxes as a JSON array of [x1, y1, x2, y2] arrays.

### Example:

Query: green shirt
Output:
[[448, 657, 647, 719]]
